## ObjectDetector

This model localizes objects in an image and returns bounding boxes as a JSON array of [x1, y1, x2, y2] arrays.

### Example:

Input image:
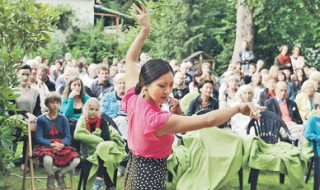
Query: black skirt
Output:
[[124, 152, 167, 190]]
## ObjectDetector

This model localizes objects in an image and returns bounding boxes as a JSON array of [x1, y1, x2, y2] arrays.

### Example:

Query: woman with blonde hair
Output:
[[230, 85, 255, 136], [295, 80, 320, 121], [74, 97, 126, 190], [172, 71, 189, 100]]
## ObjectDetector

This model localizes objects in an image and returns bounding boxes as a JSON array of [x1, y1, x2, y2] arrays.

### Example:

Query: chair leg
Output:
[[70, 172, 74, 190], [314, 156, 320, 190], [249, 168, 260, 190], [279, 173, 285, 184], [305, 158, 314, 183], [113, 169, 118, 187], [238, 167, 243, 190]]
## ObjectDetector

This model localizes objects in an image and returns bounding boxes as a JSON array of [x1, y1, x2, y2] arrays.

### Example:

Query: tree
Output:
[[0, 0, 57, 187], [231, 0, 254, 64]]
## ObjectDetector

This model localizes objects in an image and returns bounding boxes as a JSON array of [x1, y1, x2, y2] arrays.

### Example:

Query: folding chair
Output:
[[305, 140, 320, 190], [22, 122, 74, 190], [246, 110, 298, 190]]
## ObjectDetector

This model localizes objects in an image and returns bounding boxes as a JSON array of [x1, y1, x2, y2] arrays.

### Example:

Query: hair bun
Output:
[[135, 83, 142, 94]]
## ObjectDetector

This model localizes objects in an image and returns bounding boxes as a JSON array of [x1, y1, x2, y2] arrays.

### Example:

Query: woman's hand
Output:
[[239, 102, 265, 120], [26, 112, 37, 123], [69, 90, 80, 98], [131, 2, 150, 30]]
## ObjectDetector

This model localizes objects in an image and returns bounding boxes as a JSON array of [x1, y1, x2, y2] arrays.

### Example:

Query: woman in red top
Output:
[[122, 2, 264, 189], [274, 44, 293, 71]]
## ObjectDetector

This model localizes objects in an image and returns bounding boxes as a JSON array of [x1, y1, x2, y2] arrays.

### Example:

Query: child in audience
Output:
[[33, 92, 80, 190], [74, 97, 126, 190]]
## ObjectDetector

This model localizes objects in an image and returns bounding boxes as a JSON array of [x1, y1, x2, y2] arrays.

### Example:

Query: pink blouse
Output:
[[121, 88, 174, 158]]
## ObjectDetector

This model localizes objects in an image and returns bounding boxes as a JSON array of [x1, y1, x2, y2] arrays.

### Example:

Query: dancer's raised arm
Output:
[[125, 2, 150, 92]]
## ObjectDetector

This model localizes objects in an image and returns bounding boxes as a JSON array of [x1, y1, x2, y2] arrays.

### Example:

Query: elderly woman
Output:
[[101, 73, 128, 138], [295, 80, 320, 121], [230, 85, 255, 136], [187, 80, 219, 116]]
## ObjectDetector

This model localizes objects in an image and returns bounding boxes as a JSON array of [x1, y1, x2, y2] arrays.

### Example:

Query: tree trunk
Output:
[[231, 0, 254, 64]]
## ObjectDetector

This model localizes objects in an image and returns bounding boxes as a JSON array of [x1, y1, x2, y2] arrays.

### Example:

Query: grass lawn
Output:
[[1, 165, 314, 190]]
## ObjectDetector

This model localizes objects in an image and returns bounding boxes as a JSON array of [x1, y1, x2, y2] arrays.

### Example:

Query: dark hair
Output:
[[135, 59, 174, 94], [198, 80, 214, 93], [18, 64, 32, 71], [192, 70, 202, 87], [63, 76, 85, 98], [45, 92, 61, 107]]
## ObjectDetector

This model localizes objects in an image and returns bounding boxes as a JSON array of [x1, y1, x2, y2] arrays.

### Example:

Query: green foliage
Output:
[[33, 35, 67, 63], [246, 0, 320, 67], [117, 0, 236, 74], [53, 4, 77, 31], [0, 0, 57, 185], [66, 19, 120, 63]]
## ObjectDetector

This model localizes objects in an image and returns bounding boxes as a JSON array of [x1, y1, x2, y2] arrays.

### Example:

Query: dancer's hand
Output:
[[239, 102, 265, 120], [131, 1, 150, 30]]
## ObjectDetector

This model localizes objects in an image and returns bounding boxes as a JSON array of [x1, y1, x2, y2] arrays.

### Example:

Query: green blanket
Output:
[[74, 116, 127, 181], [167, 128, 310, 190]]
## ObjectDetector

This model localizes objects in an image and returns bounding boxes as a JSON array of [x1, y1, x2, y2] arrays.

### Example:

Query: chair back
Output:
[[195, 109, 211, 115], [246, 110, 292, 144]]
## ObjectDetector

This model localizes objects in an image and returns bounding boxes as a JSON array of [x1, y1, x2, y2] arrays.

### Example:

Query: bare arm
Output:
[[125, 2, 150, 92], [155, 103, 265, 136]]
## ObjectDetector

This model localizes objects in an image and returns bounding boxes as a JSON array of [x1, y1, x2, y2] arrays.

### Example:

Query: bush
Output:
[[66, 19, 120, 63]]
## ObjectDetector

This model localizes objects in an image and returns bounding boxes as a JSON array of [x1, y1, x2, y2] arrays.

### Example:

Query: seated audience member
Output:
[[274, 44, 293, 72], [230, 85, 255, 136], [50, 59, 64, 82], [264, 81, 304, 145], [33, 92, 80, 190], [278, 71, 295, 100], [26, 59, 50, 113], [295, 80, 320, 121], [60, 76, 90, 120], [37, 65, 56, 92], [256, 59, 265, 73], [172, 71, 189, 100], [188, 70, 202, 93], [60, 76, 90, 150], [82, 63, 98, 88], [89, 65, 113, 99], [305, 96, 320, 162], [180, 62, 193, 86], [258, 77, 277, 106], [101, 73, 128, 138], [309, 71, 320, 92], [292, 68, 307, 94], [290, 46, 305, 71], [187, 80, 219, 116], [56, 66, 80, 94], [76, 58, 88, 79], [251, 73, 264, 105], [74, 98, 126, 190], [169, 59, 180, 73], [219, 75, 239, 109], [11, 64, 42, 171]]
